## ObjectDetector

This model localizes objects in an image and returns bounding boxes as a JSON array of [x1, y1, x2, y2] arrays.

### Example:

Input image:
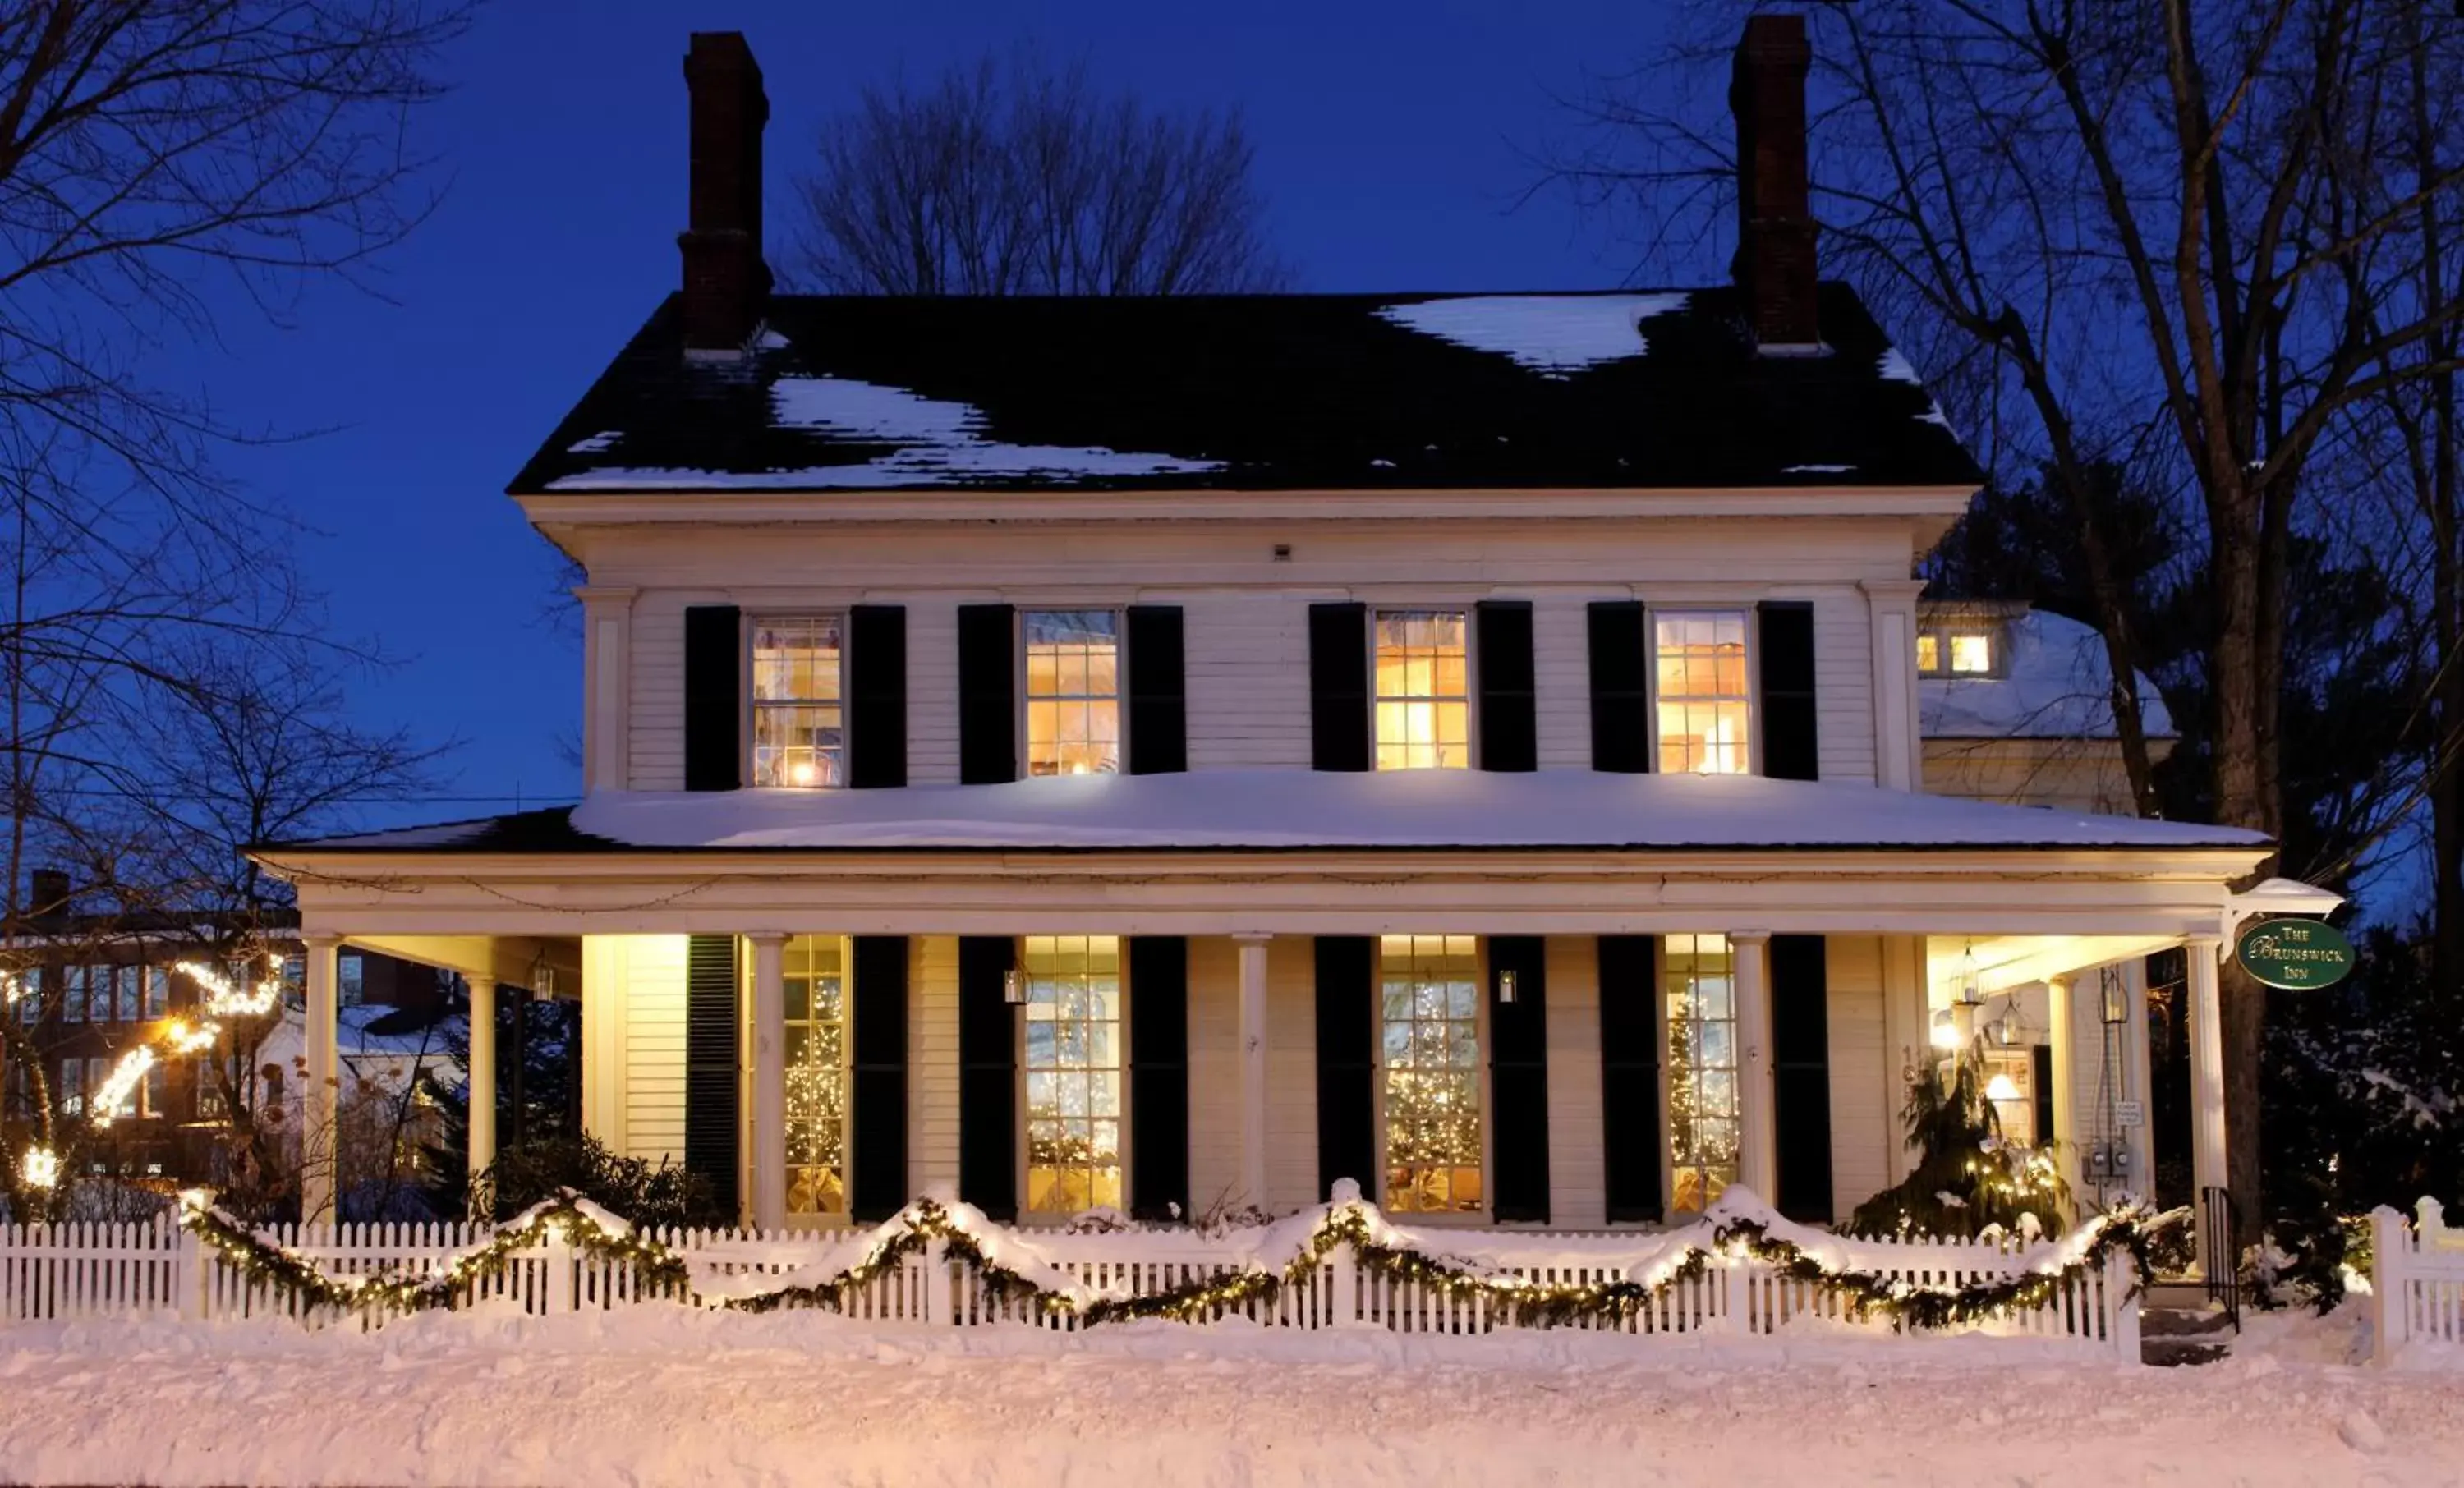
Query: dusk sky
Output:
[[178, 0, 1697, 829]]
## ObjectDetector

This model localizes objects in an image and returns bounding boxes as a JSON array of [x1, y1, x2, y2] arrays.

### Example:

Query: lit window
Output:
[[1655, 612, 1751, 774], [1666, 933, 1740, 1214], [1375, 611, 1469, 771], [1983, 1049, 2034, 1138], [1915, 632, 1940, 675], [195, 1057, 227, 1120], [1024, 935, 1122, 1214], [1948, 631, 1994, 674], [784, 935, 849, 1216], [752, 617, 845, 788], [1023, 611, 1120, 777], [1381, 934, 1482, 1214]]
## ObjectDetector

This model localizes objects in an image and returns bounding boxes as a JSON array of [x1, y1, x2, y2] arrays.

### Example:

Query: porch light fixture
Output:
[[527, 956, 557, 999], [1497, 969, 1518, 1006], [1955, 942, 1983, 1007], [2099, 967, 2129, 1026], [1004, 968, 1024, 1005], [1984, 1072, 2022, 1103]]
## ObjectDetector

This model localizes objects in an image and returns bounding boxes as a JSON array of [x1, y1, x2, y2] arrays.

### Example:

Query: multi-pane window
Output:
[[145, 967, 168, 1019], [1023, 611, 1120, 777], [752, 617, 845, 788], [1023, 935, 1122, 1214], [112, 967, 138, 1022], [1666, 933, 1740, 1214], [142, 1063, 168, 1119], [195, 1058, 227, 1120], [1654, 612, 1752, 774], [1380, 934, 1483, 1214], [783, 935, 849, 1216], [1915, 624, 1997, 677], [14, 967, 37, 1024], [1374, 611, 1470, 771], [62, 966, 87, 1023], [339, 954, 365, 1008]]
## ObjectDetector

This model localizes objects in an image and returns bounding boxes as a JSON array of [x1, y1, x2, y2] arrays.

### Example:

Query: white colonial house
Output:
[[254, 21, 2333, 1256]]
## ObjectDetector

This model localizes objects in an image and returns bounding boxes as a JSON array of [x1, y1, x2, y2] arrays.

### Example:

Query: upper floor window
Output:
[[1654, 611, 1751, 774], [752, 617, 845, 788], [112, 966, 139, 1022], [1023, 611, 1120, 777], [145, 967, 168, 1019], [1380, 933, 1482, 1214], [784, 935, 849, 1216], [1023, 933, 1122, 1213], [1375, 610, 1469, 771], [1915, 622, 1999, 677]]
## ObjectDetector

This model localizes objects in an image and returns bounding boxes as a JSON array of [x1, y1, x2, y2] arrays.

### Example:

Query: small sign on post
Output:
[[2235, 917, 2356, 990], [2114, 1100, 2145, 1129]]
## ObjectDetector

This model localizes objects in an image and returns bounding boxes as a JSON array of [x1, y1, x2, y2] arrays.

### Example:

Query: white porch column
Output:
[[301, 935, 342, 1225], [1234, 934, 1271, 1206], [2045, 972, 2081, 1214], [465, 972, 497, 1209], [1731, 930, 1777, 1201], [2187, 937, 2230, 1219], [1860, 579, 1926, 791], [2122, 959, 2157, 1196], [748, 932, 788, 1231], [577, 585, 637, 792]]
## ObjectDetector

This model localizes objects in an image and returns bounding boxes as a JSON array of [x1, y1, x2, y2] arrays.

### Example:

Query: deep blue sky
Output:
[[196, 1, 1690, 827]]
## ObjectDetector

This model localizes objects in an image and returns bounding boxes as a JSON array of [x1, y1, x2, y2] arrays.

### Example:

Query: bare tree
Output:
[[788, 48, 1288, 295], [1539, 1, 2464, 1229]]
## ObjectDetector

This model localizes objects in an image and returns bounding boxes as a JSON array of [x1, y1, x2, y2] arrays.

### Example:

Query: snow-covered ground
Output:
[[2, 1302, 2459, 1486]]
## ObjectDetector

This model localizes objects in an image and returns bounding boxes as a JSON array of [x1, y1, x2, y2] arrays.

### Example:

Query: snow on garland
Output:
[[176, 1181, 2182, 1332]]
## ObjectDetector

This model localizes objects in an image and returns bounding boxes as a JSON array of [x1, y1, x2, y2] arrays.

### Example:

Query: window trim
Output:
[[1648, 608, 1760, 777], [1015, 607, 1129, 780], [743, 612, 851, 791], [1368, 933, 1492, 1224], [1013, 932, 1132, 1223], [1368, 607, 1480, 773]]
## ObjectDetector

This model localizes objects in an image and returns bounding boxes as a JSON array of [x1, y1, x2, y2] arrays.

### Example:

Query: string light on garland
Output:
[[19, 1146, 60, 1190], [175, 958, 282, 1019]]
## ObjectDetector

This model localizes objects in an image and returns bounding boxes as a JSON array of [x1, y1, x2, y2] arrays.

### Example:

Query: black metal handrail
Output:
[[2201, 1185, 2241, 1331]]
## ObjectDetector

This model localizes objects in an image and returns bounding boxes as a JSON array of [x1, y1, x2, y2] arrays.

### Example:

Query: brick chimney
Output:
[[27, 867, 69, 924], [1730, 13, 1819, 350], [678, 31, 772, 359]]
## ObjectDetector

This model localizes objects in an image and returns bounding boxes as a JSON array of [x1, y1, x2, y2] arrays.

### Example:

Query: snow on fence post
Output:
[[176, 1219, 208, 1323], [2371, 1205, 2410, 1366], [546, 1221, 576, 1315], [922, 1238, 947, 1327], [2105, 1247, 2140, 1364], [1331, 1242, 1365, 1329]]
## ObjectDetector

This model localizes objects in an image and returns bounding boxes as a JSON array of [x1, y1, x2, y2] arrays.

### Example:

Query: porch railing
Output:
[[2200, 1185, 2241, 1330], [0, 1214, 2140, 1358], [2372, 1198, 2464, 1365]]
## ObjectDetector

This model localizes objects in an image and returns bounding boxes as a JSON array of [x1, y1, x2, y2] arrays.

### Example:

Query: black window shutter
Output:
[[683, 605, 742, 791], [957, 935, 1017, 1219], [1588, 601, 1651, 774], [1124, 606, 1187, 775], [958, 604, 1017, 784], [1308, 603, 1370, 772], [1487, 935, 1550, 1222], [1474, 601, 1537, 772], [1127, 936, 1189, 1220], [2032, 1042, 2056, 1148], [848, 606, 908, 789], [1313, 935, 1377, 1200], [849, 935, 909, 1220], [683, 934, 741, 1220], [1758, 601, 1819, 781], [1598, 935, 1662, 1221], [1770, 933, 1832, 1223]]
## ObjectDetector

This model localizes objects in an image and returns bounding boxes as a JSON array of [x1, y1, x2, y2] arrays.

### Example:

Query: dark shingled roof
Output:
[[508, 284, 1984, 495]]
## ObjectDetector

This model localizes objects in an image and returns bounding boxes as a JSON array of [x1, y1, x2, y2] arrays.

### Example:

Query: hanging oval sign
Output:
[[2235, 917, 2355, 990]]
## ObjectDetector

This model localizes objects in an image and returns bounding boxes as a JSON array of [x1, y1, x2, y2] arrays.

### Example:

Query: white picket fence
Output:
[[0, 1214, 2140, 1358], [2372, 1197, 2464, 1364]]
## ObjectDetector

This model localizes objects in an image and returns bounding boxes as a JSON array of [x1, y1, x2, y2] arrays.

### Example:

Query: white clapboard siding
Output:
[[1545, 935, 1607, 1228], [1812, 588, 1878, 784], [1184, 935, 1244, 1213], [1825, 935, 1891, 1224], [1181, 590, 1313, 770], [904, 600, 962, 785], [621, 934, 689, 1165]]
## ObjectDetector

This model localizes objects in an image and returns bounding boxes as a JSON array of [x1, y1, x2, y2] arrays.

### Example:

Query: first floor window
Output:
[[752, 616, 845, 788], [58, 1057, 84, 1115], [142, 1062, 168, 1119], [1375, 610, 1469, 770], [1666, 933, 1739, 1213], [1023, 611, 1120, 777], [1381, 934, 1482, 1214], [1655, 612, 1751, 774], [783, 935, 849, 1215], [195, 1057, 227, 1119], [1982, 1048, 2035, 1138], [1024, 934, 1122, 1213]]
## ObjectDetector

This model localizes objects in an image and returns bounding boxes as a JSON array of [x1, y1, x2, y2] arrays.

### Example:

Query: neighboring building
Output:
[[251, 21, 2326, 1248], [2, 869, 448, 1192], [1918, 599, 2177, 815]]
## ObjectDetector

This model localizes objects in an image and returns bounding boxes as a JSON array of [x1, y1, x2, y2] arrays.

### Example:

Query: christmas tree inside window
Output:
[[1381, 934, 1482, 1212], [1024, 935, 1123, 1213], [784, 935, 849, 1215], [1666, 933, 1740, 1213]]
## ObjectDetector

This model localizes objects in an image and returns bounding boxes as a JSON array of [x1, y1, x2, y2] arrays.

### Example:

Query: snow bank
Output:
[[5, 1307, 2462, 1487], [566, 768, 2267, 853]]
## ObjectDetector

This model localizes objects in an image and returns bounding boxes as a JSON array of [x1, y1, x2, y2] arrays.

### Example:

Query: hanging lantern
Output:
[[1497, 969, 1519, 1006], [1956, 941, 1983, 1007], [1004, 968, 1024, 1005], [2099, 967, 2129, 1026]]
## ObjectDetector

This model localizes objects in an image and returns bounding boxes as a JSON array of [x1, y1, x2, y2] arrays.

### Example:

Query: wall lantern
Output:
[[1004, 968, 1024, 1006], [1497, 969, 1519, 1006], [2099, 967, 2130, 1026]]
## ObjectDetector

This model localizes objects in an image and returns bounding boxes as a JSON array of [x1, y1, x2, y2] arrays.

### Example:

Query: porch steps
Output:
[[2140, 1302, 2236, 1367]]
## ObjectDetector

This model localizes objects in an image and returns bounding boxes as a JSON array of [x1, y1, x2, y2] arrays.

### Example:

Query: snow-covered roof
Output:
[[1921, 609, 2176, 741], [465, 770, 2258, 855], [510, 287, 1984, 495]]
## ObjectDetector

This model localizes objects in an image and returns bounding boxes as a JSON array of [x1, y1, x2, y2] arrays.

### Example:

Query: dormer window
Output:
[[752, 617, 845, 788], [1915, 621, 2000, 677]]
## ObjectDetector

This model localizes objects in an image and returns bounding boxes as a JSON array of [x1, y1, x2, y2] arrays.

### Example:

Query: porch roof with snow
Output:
[[508, 285, 1985, 496], [264, 771, 2267, 857]]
